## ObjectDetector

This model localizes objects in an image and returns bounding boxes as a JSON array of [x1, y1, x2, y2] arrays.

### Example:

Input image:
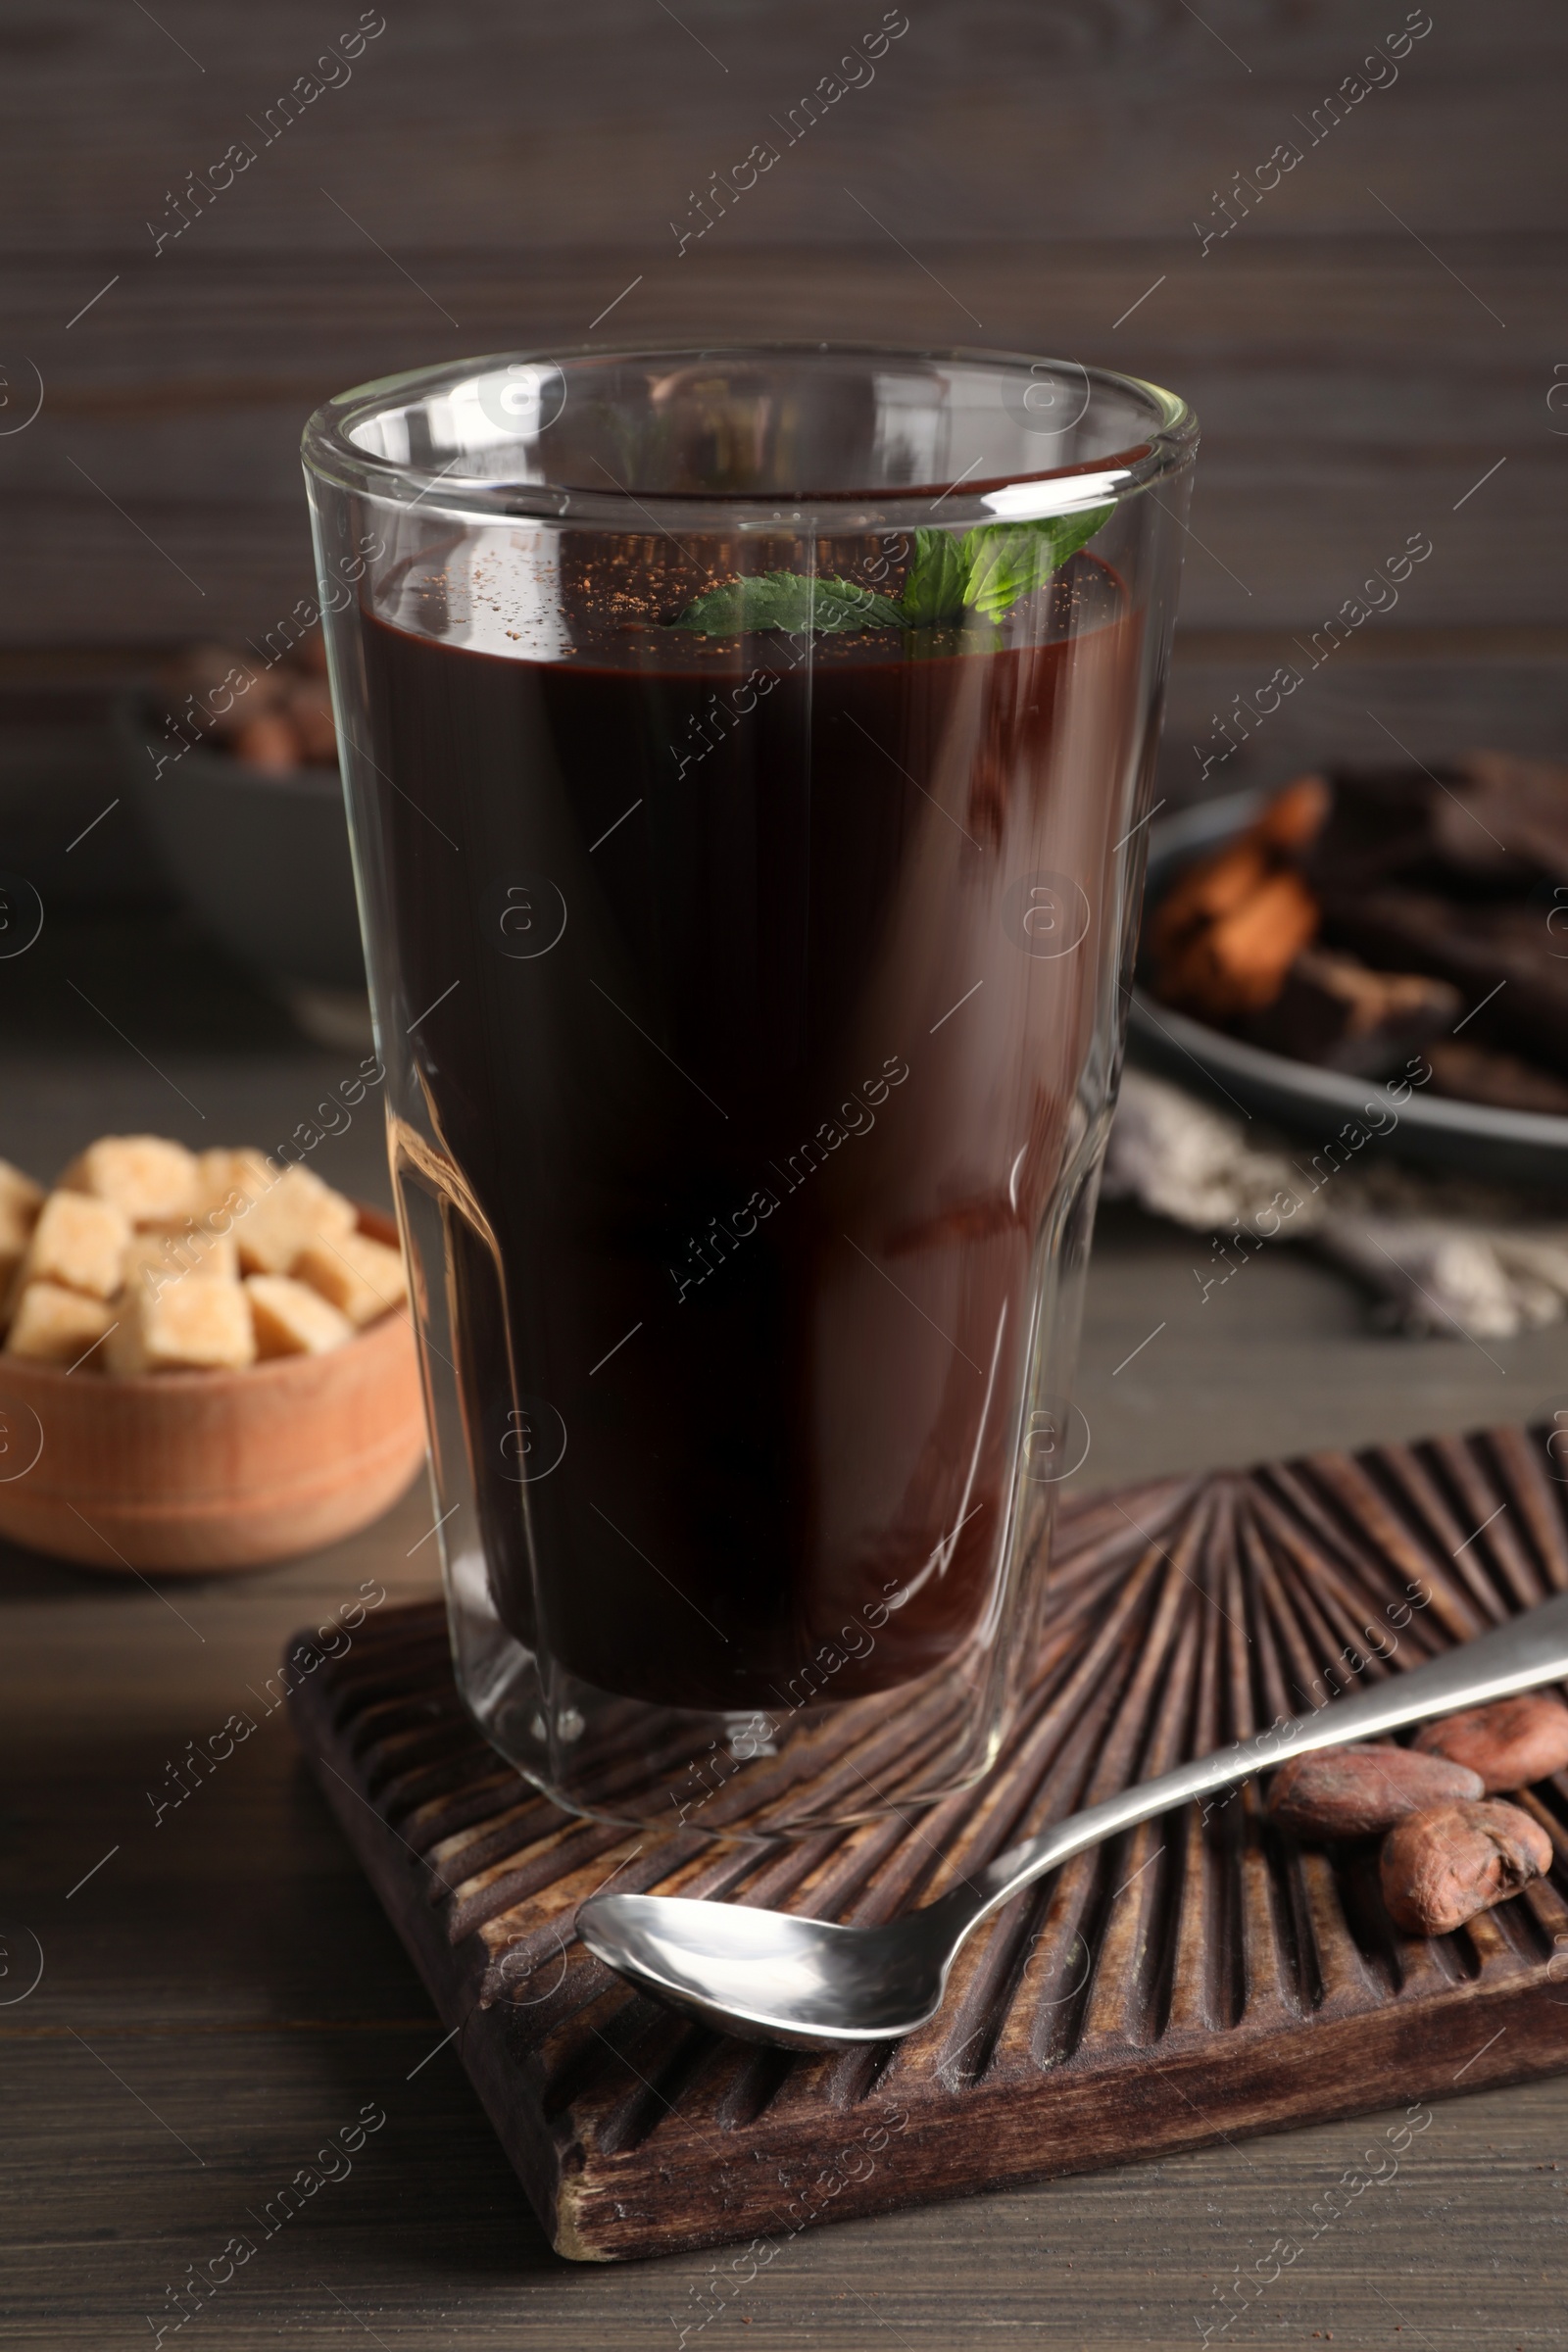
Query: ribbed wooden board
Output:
[[291, 1422, 1568, 2263]]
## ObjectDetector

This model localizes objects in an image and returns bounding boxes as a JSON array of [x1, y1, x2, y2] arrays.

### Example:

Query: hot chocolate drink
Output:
[[356, 553, 1140, 1710]]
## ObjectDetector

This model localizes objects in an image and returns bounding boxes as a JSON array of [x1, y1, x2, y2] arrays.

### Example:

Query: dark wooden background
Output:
[[2, 0, 1565, 911]]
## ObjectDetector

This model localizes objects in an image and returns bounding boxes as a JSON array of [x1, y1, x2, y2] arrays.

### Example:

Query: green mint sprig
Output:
[[671, 506, 1114, 636], [669, 572, 905, 636]]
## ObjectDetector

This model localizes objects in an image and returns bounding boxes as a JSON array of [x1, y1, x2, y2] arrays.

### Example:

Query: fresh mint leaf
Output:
[[898, 528, 970, 626], [673, 572, 905, 635], [958, 505, 1115, 622], [667, 505, 1114, 639]]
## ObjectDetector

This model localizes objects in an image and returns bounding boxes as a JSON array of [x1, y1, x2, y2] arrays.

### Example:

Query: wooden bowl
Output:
[[0, 1208, 425, 1574]]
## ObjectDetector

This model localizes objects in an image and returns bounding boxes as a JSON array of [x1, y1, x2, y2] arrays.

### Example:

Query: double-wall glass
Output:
[[303, 346, 1196, 1838]]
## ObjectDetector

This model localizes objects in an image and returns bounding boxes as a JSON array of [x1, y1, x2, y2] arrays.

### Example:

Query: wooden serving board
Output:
[[290, 1422, 1568, 2264]]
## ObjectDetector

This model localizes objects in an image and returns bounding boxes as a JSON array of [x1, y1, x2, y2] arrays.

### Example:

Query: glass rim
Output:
[[301, 339, 1198, 533]]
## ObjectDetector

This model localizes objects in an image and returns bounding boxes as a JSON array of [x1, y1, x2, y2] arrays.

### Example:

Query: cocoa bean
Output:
[[1411, 1690, 1568, 1792], [1266, 1742, 1482, 1839], [1380, 1798, 1552, 1936]]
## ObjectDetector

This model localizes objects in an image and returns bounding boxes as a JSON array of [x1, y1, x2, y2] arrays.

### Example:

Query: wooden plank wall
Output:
[[1, 0, 1563, 870]]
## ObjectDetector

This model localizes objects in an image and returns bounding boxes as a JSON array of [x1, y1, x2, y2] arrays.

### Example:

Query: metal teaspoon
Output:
[[575, 1590, 1568, 2049]]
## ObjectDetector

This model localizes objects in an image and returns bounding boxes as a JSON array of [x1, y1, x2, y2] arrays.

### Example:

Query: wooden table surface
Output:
[[4, 931, 1568, 2350]]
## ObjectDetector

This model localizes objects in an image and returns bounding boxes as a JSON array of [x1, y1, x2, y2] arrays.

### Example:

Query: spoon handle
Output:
[[960, 1587, 1568, 1935]]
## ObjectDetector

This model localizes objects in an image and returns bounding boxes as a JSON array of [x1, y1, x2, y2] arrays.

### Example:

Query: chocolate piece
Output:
[[1151, 760, 1568, 1089], [1246, 946, 1459, 1076], [1331, 889, 1568, 1078], [1148, 773, 1328, 1019], [231, 711, 304, 771], [1147, 837, 1271, 966], [1431, 751, 1568, 885], [156, 644, 287, 744], [1156, 868, 1320, 1019], [1253, 772, 1332, 853], [1304, 766, 1456, 902], [1425, 1041, 1568, 1116]]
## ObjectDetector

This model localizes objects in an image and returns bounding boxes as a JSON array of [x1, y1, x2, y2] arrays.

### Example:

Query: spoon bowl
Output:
[[577, 1889, 967, 2048]]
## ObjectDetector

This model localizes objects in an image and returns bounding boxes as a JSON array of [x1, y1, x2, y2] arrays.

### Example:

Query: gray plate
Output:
[[1129, 790, 1568, 1188]]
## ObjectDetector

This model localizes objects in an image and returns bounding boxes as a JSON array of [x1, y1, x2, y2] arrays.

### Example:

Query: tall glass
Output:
[[303, 346, 1196, 1838]]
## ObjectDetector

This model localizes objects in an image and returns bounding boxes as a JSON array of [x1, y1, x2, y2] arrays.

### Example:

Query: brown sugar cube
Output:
[[1, 1221, 34, 1316], [293, 1230, 407, 1328], [193, 1147, 276, 1221], [122, 1226, 240, 1305], [0, 1157, 45, 1229], [3, 1282, 116, 1367], [0, 1162, 43, 1283], [106, 1277, 256, 1374], [230, 1162, 356, 1275], [60, 1135, 199, 1226], [196, 1146, 274, 1204], [245, 1274, 353, 1359], [0, 1161, 46, 1309], [16, 1190, 130, 1301]]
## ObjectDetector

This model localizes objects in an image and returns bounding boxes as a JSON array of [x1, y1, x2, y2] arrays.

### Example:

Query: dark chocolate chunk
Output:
[[1425, 1041, 1568, 1115], [1432, 751, 1568, 886], [1331, 889, 1568, 1078], [1303, 766, 1455, 903], [1246, 946, 1459, 1076]]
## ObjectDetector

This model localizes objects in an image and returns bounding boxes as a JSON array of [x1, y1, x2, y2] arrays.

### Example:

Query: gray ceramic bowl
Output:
[[120, 697, 367, 995], [1130, 790, 1568, 1187]]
